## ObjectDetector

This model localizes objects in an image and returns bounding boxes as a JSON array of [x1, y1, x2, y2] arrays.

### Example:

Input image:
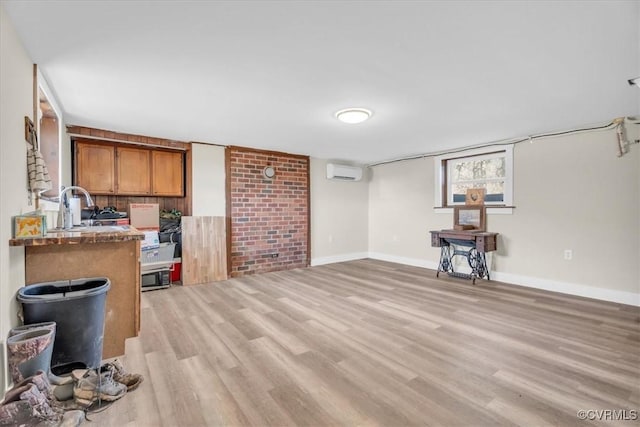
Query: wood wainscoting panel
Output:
[[182, 216, 227, 285]]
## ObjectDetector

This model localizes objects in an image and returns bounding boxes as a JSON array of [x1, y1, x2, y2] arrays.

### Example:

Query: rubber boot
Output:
[[7, 328, 56, 384], [8, 321, 56, 338], [8, 323, 74, 396]]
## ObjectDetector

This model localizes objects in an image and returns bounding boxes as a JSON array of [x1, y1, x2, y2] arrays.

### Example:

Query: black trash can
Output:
[[17, 277, 110, 375]]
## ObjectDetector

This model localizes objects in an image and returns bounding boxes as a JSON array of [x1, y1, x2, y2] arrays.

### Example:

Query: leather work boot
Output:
[[72, 369, 126, 407], [100, 359, 143, 391]]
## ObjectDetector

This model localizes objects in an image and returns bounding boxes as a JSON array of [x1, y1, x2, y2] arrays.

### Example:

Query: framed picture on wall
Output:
[[453, 205, 486, 231]]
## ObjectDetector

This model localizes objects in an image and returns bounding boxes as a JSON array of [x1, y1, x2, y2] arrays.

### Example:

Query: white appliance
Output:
[[326, 163, 363, 181]]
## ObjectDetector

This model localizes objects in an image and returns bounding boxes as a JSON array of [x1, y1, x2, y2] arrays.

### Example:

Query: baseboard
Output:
[[367, 252, 440, 271], [491, 271, 639, 307], [311, 252, 369, 266], [366, 252, 639, 307]]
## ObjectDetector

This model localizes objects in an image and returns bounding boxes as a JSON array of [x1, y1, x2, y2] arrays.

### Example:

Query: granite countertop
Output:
[[9, 225, 145, 246]]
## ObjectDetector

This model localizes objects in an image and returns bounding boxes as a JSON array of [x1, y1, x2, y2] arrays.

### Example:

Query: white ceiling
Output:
[[4, 1, 639, 164]]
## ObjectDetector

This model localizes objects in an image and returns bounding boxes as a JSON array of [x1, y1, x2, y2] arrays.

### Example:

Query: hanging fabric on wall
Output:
[[25, 116, 52, 194]]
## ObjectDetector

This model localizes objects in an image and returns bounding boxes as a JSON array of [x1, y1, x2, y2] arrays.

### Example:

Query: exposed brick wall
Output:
[[229, 147, 309, 276]]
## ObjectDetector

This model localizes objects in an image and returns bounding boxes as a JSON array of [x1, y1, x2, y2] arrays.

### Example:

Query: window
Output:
[[38, 87, 60, 198], [35, 67, 63, 201], [435, 145, 513, 208]]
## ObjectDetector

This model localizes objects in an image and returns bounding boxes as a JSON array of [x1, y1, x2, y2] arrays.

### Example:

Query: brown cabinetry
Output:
[[75, 139, 184, 197], [75, 142, 116, 194], [152, 150, 183, 196], [117, 146, 151, 195]]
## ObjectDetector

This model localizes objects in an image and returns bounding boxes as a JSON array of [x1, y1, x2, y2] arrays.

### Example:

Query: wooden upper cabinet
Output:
[[75, 142, 115, 194], [152, 150, 184, 196], [74, 139, 184, 197], [116, 146, 151, 195]]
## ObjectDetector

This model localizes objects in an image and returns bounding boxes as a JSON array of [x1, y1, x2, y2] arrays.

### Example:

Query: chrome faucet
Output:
[[57, 186, 95, 229]]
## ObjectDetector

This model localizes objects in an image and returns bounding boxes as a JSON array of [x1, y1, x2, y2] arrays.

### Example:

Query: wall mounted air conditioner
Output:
[[326, 163, 363, 181]]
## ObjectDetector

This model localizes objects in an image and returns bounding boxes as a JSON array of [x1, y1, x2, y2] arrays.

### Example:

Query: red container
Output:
[[170, 261, 181, 282]]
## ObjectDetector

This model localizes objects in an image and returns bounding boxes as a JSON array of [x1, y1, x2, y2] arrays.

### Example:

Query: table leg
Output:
[[437, 245, 452, 277], [481, 252, 490, 280], [468, 248, 490, 283]]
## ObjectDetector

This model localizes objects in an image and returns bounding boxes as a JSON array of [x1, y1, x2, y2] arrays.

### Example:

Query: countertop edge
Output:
[[9, 227, 145, 247]]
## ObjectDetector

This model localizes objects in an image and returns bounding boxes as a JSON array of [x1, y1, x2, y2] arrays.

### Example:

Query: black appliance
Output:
[[141, 268, 171, 291]]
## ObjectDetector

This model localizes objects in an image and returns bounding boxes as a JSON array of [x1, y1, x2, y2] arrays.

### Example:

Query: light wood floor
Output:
[[90, 259, 639, 426]]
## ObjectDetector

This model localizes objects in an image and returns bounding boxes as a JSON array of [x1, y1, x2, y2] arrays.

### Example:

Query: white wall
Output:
[[369, 126, 640, 305], [368, 156, 448, 266], [191, 143, 226, 216], [310, 158, 369, 265], [0, 4, 34, 391]]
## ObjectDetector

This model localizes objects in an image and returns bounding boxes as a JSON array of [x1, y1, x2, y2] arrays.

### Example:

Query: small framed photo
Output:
[[465, 188, 486, 205], [453, 206, 486, 231], [14, 214, 47, 239]]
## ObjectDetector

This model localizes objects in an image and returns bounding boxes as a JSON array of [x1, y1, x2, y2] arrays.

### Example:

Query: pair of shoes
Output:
[[100, 359, 143, 392], [72, 369, 127, 407]]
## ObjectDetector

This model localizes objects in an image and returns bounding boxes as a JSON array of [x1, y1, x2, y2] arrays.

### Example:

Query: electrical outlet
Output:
[[564, 249, 573, 260]]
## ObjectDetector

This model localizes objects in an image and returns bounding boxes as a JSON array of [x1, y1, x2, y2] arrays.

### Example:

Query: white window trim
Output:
[[37, 69, 63, 196], [434, 144, 513, 214]]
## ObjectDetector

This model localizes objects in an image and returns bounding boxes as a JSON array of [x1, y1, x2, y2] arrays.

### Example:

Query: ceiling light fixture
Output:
[[335, 108, 372, 124]]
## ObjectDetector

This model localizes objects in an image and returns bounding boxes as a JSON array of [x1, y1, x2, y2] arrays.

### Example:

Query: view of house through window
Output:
[[435, 145, 513, 207], [448, 151, 506, 204]]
